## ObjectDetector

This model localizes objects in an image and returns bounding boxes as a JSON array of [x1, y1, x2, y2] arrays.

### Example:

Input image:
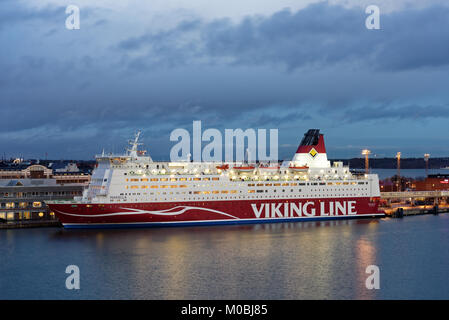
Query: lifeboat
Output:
[[233, 166, 255, 172], [258, 165, 280, 174], [288, 165, 309, 172], [216, 164, 229, 170]]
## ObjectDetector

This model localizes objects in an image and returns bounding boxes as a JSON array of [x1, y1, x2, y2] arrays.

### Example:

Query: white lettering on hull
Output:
[[251, 201, 358, 218]]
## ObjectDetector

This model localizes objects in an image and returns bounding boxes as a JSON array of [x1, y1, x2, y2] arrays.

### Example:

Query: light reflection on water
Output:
[[1, 215, 449, 299]]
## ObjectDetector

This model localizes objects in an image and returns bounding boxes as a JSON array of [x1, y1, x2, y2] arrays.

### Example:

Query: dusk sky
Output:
[[1, 0, 449, 160]]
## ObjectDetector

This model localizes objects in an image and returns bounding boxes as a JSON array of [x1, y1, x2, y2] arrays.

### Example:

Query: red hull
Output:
[[49, 197, 384, 228]]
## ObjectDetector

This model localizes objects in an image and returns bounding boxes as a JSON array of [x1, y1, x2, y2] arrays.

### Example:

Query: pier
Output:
[[381, 191, 449, 217]]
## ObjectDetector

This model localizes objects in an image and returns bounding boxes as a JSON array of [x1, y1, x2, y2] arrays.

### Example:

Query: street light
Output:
[[362, 149, 371, 174], [396, 152, 401, 192], [424, 153, 430, 177]]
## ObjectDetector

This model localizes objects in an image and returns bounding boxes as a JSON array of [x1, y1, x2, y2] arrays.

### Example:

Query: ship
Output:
[[47, 129, 384, 228]]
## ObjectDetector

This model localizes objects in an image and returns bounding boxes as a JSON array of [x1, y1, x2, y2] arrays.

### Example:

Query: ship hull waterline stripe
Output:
[[61, 213, 385, 229]]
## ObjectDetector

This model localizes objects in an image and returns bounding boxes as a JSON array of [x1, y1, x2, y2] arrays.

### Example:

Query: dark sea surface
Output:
[[371, 168, 449, 180], [1, 214, 449, 300]]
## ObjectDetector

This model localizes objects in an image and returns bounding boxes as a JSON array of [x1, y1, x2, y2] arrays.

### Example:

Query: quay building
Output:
[[0, 161, 90, 223]]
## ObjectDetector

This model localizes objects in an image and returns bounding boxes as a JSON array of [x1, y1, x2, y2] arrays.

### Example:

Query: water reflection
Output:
[[2, 216, 447, 299]]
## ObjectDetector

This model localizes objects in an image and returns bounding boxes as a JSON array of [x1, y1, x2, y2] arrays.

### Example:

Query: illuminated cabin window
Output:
[[32, 202, 41, 208], [212, 191, 220, 194], [221, 191, 229, 194], [7, 212, 15, 220], [50, 212, 55, 216], [179, 178, 187, 181], [130, 178, 139, 182], [23, 211, 31, 219], [256, 184, 264, 187], [291, 183, 298, 186], [343, 182, 349, 185], [274, 183, 281, 186], [150, 178, 158, 181], [150, 186, 158, 189], [130, 186, 139, 189], [125, 186, 129, 189], [141, 178, 149, 182], [203, 191, 210, 194], [351, 182, 357, 185], [194, 191, 201, 194], [328, 182, 334, 185], [160, 186, 168, 189], [248, 184, 255, 187], [38, 212, 44, 217], [160, 178, 168, 181], [141, 186, 148, 189], [170, 185, 177, 188], [212, 177, 219, 181], [248, 190, 255, 193], [6, 202, 15, 209], [179, 185, 187, 188], [0, 213, 5, 220], [203, 178, 210, 181], [19, 202, 27, 208], [282, 183, 289, 186], [336, 182, 342, 185], [265, 183, 272, 186], [125, 178, 129, 182], [230, 190, 237, 194], [193, 178, 201, 181]]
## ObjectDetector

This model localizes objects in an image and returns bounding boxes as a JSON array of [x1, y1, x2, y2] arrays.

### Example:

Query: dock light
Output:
[[396, 152, 402, 191], [362, 149, 371, 174], [424, 153, 430, 177]]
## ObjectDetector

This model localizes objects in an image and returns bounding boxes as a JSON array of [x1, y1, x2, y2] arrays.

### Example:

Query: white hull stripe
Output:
[[55, 206, 239, 219]]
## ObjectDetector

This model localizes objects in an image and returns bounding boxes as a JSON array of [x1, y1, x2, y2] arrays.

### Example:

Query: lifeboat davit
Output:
[[216, 164, 229, 170], [233, 166, 255, 172], [289, 165, 309, 172]]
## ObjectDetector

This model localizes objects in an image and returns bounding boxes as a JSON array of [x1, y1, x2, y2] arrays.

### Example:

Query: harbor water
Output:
[[1, 214, 449, 299]]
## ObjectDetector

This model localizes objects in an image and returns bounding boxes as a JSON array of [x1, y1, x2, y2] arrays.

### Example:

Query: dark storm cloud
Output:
[[118, 3, 449, 72], [342, 104, 449, 122], [2, 1, 449, 158], [0, 0, 63, 30]]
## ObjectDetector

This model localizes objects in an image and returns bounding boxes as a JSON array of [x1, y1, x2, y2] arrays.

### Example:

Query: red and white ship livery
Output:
[[48, 129, 384, 228]]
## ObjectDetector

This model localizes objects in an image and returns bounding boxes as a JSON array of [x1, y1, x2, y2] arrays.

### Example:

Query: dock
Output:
[[0, 220, 61, 229], [381, 191, 449, 218]]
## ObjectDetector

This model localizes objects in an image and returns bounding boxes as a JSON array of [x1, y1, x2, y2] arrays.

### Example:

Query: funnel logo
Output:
[[309, 148, 318, 158]]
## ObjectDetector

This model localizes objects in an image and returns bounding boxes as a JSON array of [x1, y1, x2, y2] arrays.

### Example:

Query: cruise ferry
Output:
[[48, 129, 384, 228]]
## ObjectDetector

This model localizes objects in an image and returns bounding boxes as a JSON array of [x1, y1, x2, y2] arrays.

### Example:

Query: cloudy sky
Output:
[[1, 0, 449, 160]]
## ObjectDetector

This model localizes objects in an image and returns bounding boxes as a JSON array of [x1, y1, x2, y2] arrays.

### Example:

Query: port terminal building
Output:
[[0, 162, 90, 223]]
